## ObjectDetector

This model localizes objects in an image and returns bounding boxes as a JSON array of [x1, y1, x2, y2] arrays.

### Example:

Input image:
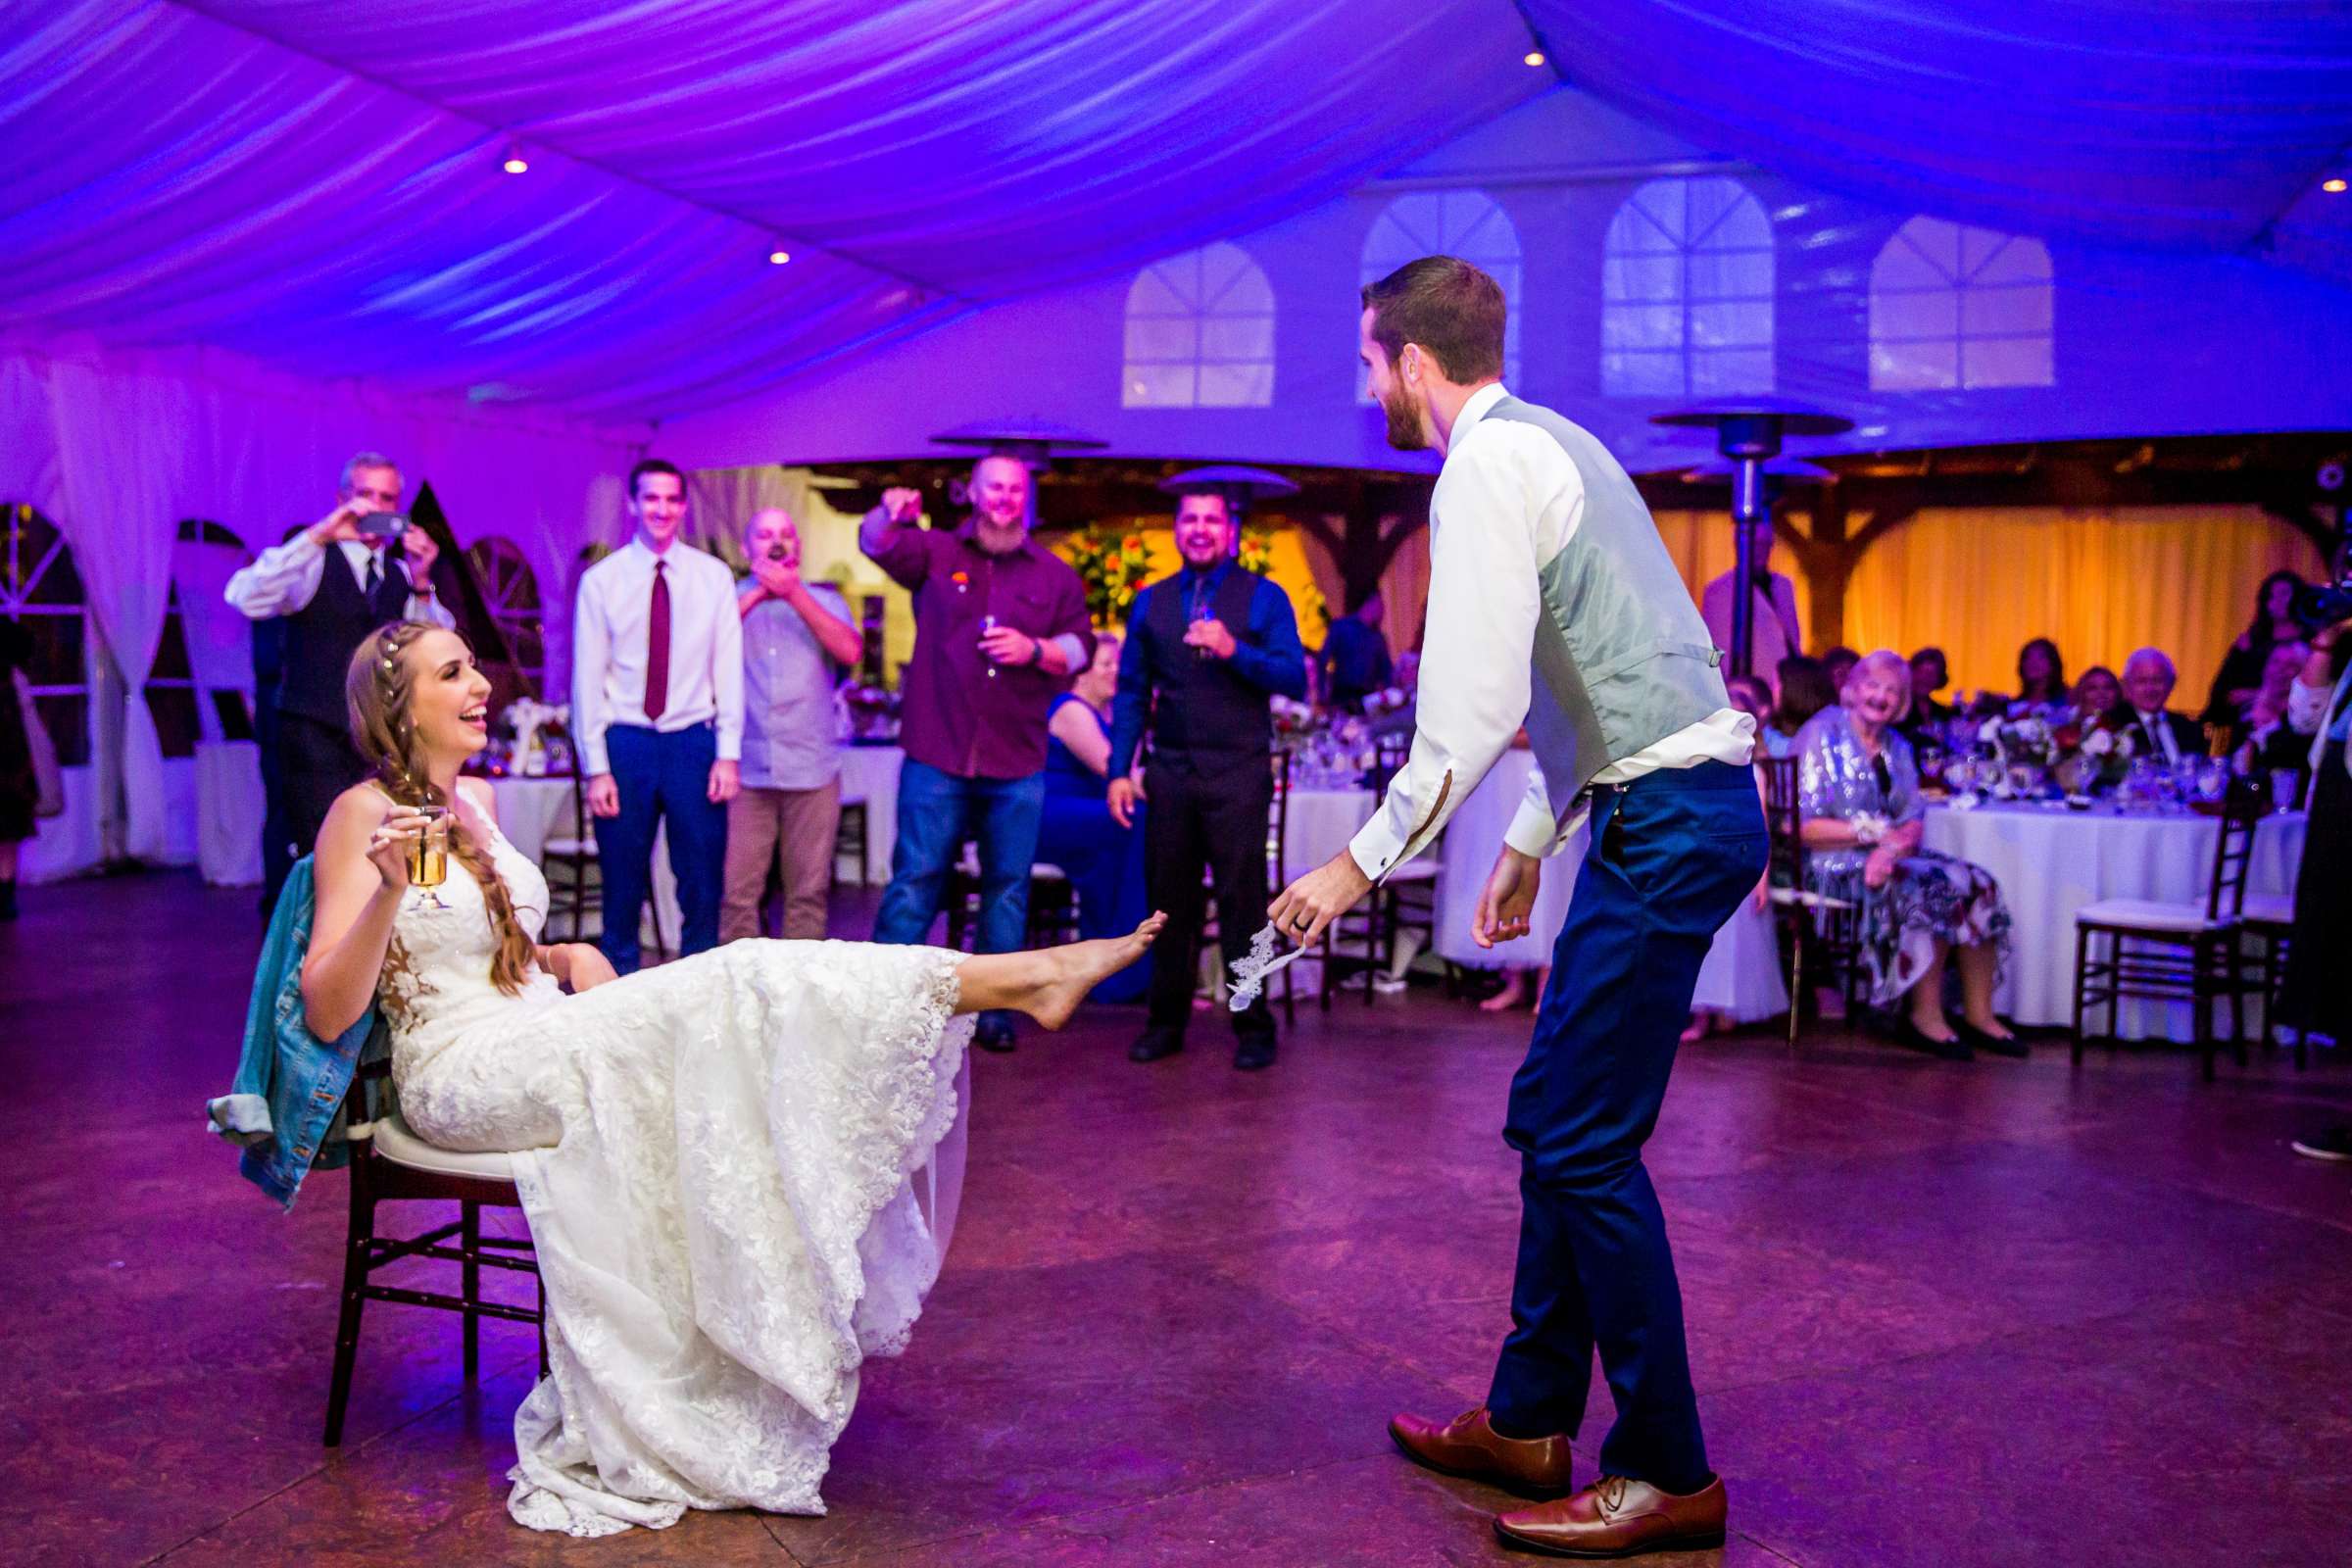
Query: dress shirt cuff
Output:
[[407, 592, 456, 629], [715, 735, 742, 762], [1048, 633, 1088, 670], [1346, 817, 1406, 881], [1504, 796, 1578, 859], [578, 733, 610, 776]]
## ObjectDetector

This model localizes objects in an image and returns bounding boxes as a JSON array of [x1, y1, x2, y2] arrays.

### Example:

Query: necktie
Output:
[[644, 561, 671, 721], [364, 554, 381, 602]]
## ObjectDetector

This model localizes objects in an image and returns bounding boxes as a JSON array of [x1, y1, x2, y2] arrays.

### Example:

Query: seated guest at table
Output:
[[2283, 616, 2352, 1161], [1107, 487, 1306, 1070], [1037, 634, 1151, 1004], [1905, 647, 1955, 730], [2233, 638, 2315, 777], [2200, 569, 2309, 729], [860, 461, 1094, 1054], [225, 452, 451, 910], [723, 508, 860, 944], [1822, 645, 1860, 695], [1320, 590, 1393, 711], [2068, 665, 2122, 724], [1762, 655, 1836, 758], [573, 459, 743, 974], [2006, 637, 2068, 717], [1686, 677, 1787, 1038], [2101, 647, 2202, 765], [1797, 650, 2020, 1060]]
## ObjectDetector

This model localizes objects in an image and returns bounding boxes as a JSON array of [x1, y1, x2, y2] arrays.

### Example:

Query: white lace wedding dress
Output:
[[375, 801, 972, 1537]]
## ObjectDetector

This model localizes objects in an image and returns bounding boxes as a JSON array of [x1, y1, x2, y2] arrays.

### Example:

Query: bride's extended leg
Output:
[[952, 913, 1166, 1031]]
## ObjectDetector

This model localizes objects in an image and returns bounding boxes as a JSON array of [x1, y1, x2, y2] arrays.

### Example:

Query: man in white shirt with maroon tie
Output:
[[572, 459, 743, 973]]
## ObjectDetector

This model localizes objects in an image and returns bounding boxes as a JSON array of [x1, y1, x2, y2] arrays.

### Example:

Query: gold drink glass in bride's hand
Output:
[[409, 805, 451, 899]]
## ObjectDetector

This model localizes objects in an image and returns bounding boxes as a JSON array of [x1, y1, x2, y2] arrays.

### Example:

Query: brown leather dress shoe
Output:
[[1494, 1473, 1727, 1558], [1388, 1405, 1574, 1496]]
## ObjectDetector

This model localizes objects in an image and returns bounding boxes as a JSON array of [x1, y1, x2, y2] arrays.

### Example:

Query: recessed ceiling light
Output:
[[1524, 50, 1546, 67], [2326, 177, 2348, 194], [768, 247, 792, 265], [501, 146, 528, 174]]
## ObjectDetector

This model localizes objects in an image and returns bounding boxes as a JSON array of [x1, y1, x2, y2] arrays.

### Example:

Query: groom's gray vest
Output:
[[1483, 396, 1729, 832]]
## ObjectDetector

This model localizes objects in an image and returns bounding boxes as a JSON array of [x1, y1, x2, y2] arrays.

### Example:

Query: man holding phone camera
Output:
[[226, 451, 452, 906]]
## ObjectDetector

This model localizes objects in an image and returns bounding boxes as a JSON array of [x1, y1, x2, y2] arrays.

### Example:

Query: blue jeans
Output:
[[1485, 761, 1767, 1494], [591, 723, 726, 974], [873, 761, 1047, 967]]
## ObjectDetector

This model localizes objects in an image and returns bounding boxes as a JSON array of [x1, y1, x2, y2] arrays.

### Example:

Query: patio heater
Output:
[[1652, 400, 1852, 680]]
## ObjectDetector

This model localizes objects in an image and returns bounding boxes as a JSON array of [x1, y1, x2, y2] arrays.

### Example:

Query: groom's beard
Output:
[[1378, 382, 1427, 452]]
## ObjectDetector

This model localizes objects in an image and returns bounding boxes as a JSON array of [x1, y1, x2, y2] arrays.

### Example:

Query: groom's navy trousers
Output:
[[1486, 760, 1767, 1494]]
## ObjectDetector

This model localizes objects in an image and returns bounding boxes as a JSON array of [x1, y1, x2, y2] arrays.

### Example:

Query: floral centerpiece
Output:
[[501, 698, 570, 776], [2058, 720, 2138, 795], [1063, 522, 1154, 629], [839, 682, 902, 743]]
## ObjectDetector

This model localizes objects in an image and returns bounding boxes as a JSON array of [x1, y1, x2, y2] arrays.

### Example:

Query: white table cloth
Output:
[[193, 740, 264, 887], [1921, 802, 2305, 1038], [1433, 750, 1583, 968], [487, 774, 683, 952], [837, 745, 902, 886], [1278, 786, 1376, 881]]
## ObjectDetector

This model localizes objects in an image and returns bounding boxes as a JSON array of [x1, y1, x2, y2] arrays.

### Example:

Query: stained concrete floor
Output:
[[4, 871, 2348, 1567]]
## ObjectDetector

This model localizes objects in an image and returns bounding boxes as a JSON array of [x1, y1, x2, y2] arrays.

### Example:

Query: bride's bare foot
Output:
[[1028, 913, 1167, 1030]]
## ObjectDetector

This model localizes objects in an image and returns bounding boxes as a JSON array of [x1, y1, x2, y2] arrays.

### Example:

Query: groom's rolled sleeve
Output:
[[1347, 431, 1551, 882]]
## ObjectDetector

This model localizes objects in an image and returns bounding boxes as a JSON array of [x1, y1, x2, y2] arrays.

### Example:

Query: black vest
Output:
[[1143, 565, 1275, 775], [277, 546, 412, 726]]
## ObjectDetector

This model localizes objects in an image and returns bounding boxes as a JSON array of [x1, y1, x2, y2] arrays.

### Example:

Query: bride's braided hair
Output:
[[346, 621, 539, 995]]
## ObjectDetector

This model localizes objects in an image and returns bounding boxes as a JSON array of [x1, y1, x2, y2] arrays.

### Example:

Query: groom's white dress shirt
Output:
[[1348, 383, 1753, 882]]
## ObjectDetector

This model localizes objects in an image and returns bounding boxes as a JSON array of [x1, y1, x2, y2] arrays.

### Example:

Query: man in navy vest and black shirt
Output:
[[226, 452, 451, 904], [1107, 489, 1306, 1070]]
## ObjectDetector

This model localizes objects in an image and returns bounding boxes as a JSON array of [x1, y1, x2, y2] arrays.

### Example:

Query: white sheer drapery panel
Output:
[[168, 536, 258, 738], [0, 338, 638, 876]]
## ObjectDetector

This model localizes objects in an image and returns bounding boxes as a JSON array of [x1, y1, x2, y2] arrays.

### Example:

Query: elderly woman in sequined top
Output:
[[1795, 650, 2019, 1059]]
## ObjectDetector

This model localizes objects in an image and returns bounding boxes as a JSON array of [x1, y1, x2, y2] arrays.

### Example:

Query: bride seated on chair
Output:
[[303, 620, 1162, 1537]]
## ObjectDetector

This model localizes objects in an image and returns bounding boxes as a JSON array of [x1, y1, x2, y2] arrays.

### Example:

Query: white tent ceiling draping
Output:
[[0, 0, 1542, 421], [1523, 1, 2352, 262]]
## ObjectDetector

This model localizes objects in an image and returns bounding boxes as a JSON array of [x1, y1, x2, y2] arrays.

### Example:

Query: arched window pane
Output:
[[1, 503, 90, 765], [465, 535, 547, 700], [1601, 177, 1775, 398], [1870, 217, 2055, 391], [1121, 243, 1276, 409], [1359, 190, 1523, 396]]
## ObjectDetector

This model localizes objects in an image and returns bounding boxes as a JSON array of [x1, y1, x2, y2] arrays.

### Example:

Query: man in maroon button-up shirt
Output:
[[861, 456, 1093, 1051]]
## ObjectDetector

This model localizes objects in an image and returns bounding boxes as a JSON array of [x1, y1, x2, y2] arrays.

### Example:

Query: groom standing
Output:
[[1272, 257, 1765, 1558]]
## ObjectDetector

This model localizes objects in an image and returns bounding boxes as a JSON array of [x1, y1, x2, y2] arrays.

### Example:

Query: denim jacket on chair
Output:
[[206, 856, 387, 1210]]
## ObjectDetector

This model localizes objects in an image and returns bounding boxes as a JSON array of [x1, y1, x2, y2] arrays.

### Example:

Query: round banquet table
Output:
[[1919, 801, 2305, 1039], [1433, 749, 1584, 968], [1278, 784, 1377, 881], [837, 744, 902, 886]]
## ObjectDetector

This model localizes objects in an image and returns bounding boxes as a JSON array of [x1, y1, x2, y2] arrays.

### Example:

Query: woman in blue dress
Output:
[[1797, 651, 2018, 1060], [1037, 634, 1152, 1003]]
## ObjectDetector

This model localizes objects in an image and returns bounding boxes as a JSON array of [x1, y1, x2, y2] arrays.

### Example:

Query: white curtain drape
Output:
[[0, 338, 641, 881]]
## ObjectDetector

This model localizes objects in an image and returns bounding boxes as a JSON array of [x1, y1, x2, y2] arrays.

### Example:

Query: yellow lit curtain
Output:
[[1839, 507, 2325, 709]]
